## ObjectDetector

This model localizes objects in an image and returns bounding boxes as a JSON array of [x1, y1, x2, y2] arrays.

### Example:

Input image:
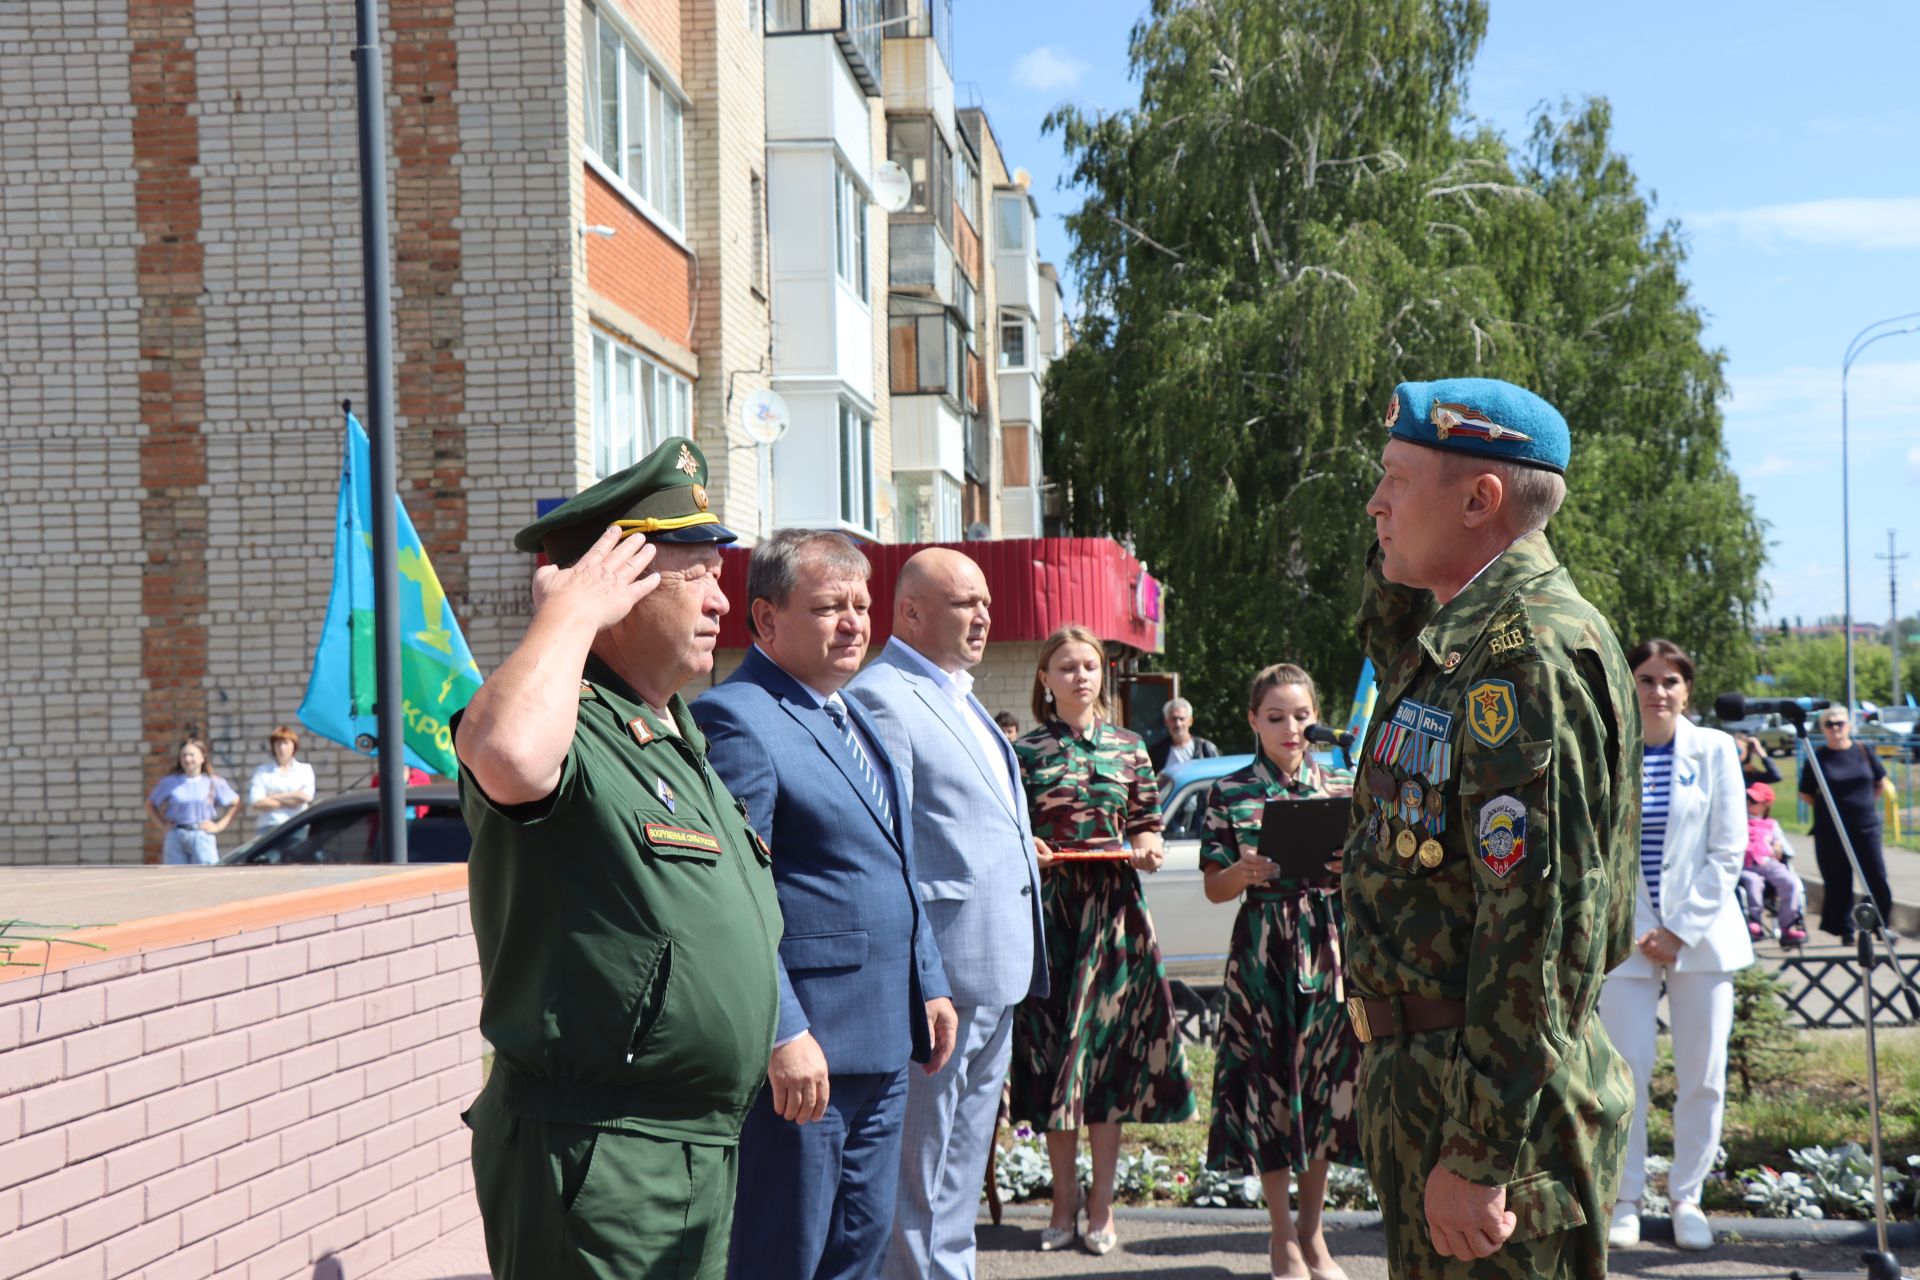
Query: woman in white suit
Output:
[[1601, 638, 1752, 1252]]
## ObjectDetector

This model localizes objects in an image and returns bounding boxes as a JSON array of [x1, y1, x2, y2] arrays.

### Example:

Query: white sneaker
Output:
[[1672, 1200, 1714, 1251], [1607, 1200, 1640, 1248]]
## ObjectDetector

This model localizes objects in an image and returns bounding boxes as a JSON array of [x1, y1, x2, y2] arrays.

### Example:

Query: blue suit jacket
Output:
[[848, 644, 1046, 1009], [692, 647, 950, 1076]]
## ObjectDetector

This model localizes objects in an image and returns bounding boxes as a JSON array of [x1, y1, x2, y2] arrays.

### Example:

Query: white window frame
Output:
[[591, 330, 693, 480], [838, 400, 874, 531], [995, 193, 1026, 253], [998, 309, 1029, 372], [833, 161, 869, 301], [583, 3, 687, 238]]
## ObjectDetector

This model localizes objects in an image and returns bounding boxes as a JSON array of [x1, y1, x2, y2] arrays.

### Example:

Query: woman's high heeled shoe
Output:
[[1037, 1189, 1081, 1252]]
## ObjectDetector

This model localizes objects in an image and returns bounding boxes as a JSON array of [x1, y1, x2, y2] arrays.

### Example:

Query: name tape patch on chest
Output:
[[643, 824, 722, 855]]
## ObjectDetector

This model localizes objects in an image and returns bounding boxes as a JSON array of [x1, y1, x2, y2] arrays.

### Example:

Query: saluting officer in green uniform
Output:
[[1341, 379, 1639, 1279], [453, 437, 783, 1279]]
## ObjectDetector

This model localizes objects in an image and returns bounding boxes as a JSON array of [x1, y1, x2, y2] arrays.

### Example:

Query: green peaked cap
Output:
[[513, 435, 738, 566]]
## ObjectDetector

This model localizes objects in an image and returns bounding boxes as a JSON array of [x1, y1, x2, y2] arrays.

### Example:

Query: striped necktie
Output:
[[824, 693, 890, 826]]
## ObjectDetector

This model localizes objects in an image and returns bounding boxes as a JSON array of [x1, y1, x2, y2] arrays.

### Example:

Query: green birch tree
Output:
[[1043, 0, 1765, 745]]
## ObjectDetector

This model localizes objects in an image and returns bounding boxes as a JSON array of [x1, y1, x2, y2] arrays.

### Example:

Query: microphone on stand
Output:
[[1306, 724, 1356, 752], [1712, 691, 1830, 726]]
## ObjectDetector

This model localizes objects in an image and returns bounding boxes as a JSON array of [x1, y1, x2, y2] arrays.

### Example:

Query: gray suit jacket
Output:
[[848, 644, 1046, 1009]]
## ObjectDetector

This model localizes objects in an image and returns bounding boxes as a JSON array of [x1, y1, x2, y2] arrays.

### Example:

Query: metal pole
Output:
[[1842, 315, 1920, 720], [1878, 530, 1906, 706], [353, 0, 408, 864]]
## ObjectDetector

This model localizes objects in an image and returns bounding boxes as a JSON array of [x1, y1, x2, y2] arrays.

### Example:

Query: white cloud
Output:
[[1687, 197, 1920, 251], [1011, 45, 1088, 94]]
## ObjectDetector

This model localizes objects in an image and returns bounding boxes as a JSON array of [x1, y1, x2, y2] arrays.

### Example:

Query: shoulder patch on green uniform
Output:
[[1465, 679, 1519, 748], [643, 824, 722, 854], [1476, 795, 1528, 877]]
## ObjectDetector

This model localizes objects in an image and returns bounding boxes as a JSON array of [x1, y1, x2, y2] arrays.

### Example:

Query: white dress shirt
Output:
[[887, 637, 1020, 808]]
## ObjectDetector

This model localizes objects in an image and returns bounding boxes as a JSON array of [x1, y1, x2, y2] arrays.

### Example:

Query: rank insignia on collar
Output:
[[657, 778, 676, 814], [1465, 679, 1518, 748], [628, 716, 654, 746], [1477, 796, 1527, 877]]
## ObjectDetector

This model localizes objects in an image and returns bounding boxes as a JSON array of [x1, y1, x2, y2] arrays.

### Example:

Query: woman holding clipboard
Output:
[[1009, 625, 1196, 1256], [1200, 663, 1360, 1280]]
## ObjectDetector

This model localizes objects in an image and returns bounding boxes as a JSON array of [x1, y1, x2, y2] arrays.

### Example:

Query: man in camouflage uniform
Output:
[[1341, 378, 1639, 1278]]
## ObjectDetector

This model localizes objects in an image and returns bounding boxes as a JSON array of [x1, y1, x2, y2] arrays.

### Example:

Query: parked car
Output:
[[1857, 706, 1920, 762], [1159, 748, 1357, 870], [221, 784, 468, 865], [1720, 711, 1796, 757]]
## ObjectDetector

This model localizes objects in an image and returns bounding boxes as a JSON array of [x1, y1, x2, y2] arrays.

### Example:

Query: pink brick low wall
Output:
[[0, 868, 483, 1279]]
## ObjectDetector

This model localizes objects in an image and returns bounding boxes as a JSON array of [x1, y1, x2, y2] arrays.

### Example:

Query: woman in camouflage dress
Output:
[[1201, 664, 1360, 1280], [1011, 626, 1195, 1256]]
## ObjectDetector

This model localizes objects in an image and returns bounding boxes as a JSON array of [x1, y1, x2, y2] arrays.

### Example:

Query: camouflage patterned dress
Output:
[[1202, 754, 1364, 1176], [1009, 720, 1196, 1130]]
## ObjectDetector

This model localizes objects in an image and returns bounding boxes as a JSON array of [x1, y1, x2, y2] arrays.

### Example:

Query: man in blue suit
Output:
[[693, 529, 956, 1280], [849, 549, 1046, 1280]]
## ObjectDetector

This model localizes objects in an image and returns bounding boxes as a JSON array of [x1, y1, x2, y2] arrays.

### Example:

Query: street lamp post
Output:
[[1841, 313, 1920, 717]]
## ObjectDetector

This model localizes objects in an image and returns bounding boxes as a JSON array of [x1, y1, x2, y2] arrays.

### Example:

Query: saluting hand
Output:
[[768, 1031, 831, 1125], [530, 524, 660, 633], [924, 997, 958, 1075]]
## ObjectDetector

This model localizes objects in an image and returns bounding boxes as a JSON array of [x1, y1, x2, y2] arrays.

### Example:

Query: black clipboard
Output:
[[1254, 796, 1349, 885]]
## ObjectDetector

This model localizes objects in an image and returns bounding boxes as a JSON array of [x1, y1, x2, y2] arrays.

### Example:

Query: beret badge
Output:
[[1431, 402, 1531, 444]]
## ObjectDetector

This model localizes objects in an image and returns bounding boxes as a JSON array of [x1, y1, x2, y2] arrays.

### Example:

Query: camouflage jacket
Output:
[[1016, 720, 1163, 849], [1199, 753, 1345, 881], [1341, 532, 1640, 1187]]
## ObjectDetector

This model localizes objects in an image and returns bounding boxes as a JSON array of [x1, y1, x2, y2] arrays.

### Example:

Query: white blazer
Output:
[[1613, 716, 1755, 978]]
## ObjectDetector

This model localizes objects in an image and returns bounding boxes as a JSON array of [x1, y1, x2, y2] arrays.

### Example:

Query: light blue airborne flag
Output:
[[299, 411, 483, 776], [1345, 657, 1378, 746]]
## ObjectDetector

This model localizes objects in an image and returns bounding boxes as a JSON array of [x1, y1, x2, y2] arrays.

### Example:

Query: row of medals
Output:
[[1361, 766, 1447, 868]]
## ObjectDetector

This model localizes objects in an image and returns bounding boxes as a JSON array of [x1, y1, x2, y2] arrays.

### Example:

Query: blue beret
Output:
[[1383, 378, 1569, 474]]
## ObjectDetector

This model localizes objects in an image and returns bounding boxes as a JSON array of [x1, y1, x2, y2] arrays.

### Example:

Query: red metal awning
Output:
[[714, 537, 1165, 653]]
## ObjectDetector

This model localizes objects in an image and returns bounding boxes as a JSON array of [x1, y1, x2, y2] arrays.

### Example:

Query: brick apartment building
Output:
[[1, 0, 1127, 865]]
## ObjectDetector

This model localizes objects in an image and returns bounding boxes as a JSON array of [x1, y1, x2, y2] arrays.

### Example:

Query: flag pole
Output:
[[352, 0, 407, 863]]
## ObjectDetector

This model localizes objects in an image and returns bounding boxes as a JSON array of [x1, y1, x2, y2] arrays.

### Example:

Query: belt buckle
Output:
[[1346, 996, 1373, 1044]]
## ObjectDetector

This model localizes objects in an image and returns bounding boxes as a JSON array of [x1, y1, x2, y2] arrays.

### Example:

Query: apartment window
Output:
[[750, 170, 767, 297], [888, 303, 962, 402], [896, 470, 961, 542], [998, 310, 1028, 371], [995, 193, 1026, 253], [887, 116, 953, 240], [1002, 423, 1032, 487], [592, 331, 692, 479], [838, 402, 874, 529], [954, 141, 979, 230], [583, 4, 686, 234], [834, 162, 868, 300]]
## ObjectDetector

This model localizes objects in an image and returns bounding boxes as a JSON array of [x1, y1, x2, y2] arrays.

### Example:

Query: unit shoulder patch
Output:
[[1465, 679, 1519, 748], [1476, 796, 1528, 878]]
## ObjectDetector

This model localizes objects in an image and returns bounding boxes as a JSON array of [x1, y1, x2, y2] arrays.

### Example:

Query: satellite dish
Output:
[[873, 161, 913, 214], [965, 522, 991, 541], [739, 388, 790, 445]]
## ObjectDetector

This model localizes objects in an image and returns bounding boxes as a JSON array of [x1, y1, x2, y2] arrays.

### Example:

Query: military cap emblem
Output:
[[691, 483, 709, 512], [1476, 796, 1528, 877], [1383, 394, 1401, 428], [676, 444, 699, 477], [1465, 679, 1518, 748], [1431, 402, 1532, 444]]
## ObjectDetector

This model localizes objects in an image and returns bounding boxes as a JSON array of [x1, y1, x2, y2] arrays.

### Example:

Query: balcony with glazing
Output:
[[767, 0, 886, 96]]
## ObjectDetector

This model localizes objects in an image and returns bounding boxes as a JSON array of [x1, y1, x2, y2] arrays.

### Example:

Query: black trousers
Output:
[[1812, 823, 1893, 938]]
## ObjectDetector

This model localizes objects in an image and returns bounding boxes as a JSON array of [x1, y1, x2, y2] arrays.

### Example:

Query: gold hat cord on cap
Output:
[[613, 513, 722, 537]]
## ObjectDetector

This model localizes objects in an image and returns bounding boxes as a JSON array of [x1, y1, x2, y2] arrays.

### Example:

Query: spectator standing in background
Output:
[[995, 711, 1021, 742], [1149, 697, 1220, 774], [147, 737, 239, 864], [248, 726, 316, 835]]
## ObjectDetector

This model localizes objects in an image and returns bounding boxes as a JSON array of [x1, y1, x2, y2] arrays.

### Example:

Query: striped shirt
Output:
[[1640, 742, 1675, 912]]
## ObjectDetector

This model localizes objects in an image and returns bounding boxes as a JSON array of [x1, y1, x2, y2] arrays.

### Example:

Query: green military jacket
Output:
[[458, 655, 784, 1146], [1341, 532, 1639, 1187]]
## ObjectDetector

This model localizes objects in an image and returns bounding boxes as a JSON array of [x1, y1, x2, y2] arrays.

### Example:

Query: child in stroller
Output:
[[1742, 781, 1807, 945]]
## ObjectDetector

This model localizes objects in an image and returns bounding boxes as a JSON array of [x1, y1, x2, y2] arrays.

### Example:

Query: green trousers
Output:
[[465, 1076, 737, 1280], [1356, 1028, 1628, 1280]]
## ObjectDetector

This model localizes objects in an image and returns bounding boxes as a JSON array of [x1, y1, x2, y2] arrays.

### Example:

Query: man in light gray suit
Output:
[[849, 548, 1046, 1280]]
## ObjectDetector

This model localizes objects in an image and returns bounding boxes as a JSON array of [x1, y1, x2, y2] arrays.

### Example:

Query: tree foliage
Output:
[[1042, 0, 1766, 746]]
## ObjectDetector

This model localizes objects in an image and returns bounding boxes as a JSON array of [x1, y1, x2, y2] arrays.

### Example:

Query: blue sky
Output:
[[957, 0, 1920, 630]]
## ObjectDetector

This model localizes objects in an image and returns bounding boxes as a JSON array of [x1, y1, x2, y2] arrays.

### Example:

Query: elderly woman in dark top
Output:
[[1799, 710, 1898, 943]]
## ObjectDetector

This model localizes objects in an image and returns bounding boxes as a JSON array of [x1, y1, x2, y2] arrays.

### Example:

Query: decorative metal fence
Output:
[[1773, 951, 1920, 1029]]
